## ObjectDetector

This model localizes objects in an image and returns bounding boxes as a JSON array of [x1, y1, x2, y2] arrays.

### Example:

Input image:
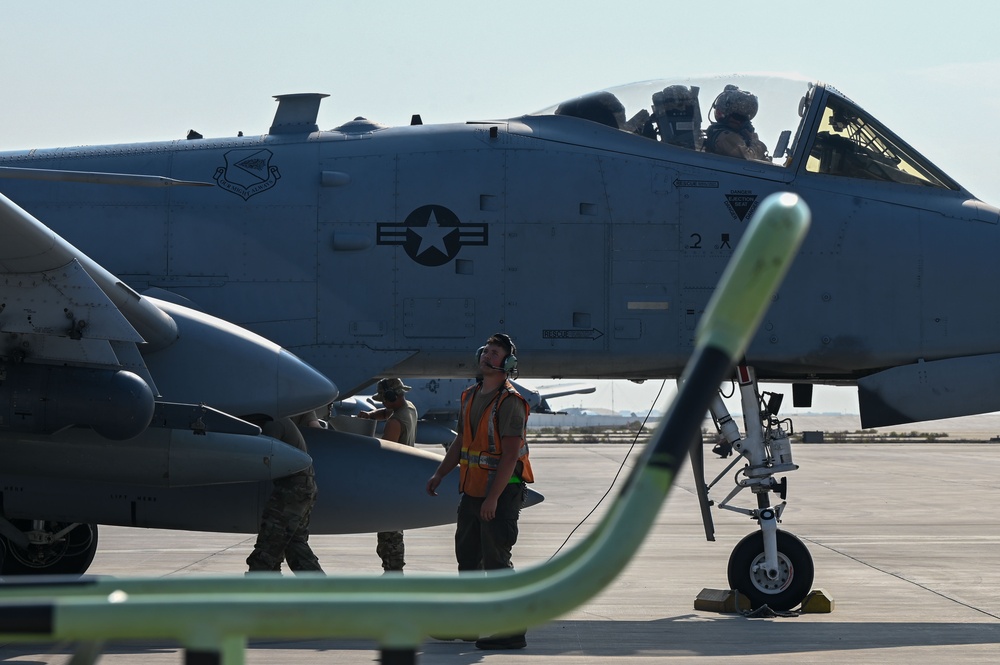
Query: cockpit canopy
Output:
[[533, 74, 958, 190]]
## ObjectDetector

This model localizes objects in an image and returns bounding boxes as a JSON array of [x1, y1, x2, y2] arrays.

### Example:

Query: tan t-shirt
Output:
[[387, 400, 418, 447], [465, 384, 526, 440]]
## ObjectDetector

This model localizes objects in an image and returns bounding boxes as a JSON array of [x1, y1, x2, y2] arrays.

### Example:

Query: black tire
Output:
[[1, 522, 99, 577], [727, 529, 813, 611]]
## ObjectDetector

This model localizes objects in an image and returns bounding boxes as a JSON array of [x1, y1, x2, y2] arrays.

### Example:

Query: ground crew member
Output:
[[425, 333, 533, 650], [245, 414, 324, 574], [360, 377, 418, 572]]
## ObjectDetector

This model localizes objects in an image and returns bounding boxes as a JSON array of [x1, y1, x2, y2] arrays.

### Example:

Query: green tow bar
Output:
[[0, 193, 810, 665]]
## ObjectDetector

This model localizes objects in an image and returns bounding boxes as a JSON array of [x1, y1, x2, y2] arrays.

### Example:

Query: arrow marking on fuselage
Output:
[[542, 328, 604, 340]]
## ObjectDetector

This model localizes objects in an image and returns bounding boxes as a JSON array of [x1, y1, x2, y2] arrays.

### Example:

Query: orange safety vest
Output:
[[458, 381, 534, 497]]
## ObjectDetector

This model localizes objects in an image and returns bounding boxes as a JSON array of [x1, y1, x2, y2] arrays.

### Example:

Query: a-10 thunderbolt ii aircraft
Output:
[[1, 73, 998, 610]]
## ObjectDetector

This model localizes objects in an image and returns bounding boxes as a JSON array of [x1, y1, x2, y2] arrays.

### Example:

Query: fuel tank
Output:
[[0, 424, 311, 487], [0, 427, 543, 534], [0, 364, 154, 441]]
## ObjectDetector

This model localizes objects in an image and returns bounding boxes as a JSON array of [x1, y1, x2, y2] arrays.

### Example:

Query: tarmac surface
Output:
[[2, 440, 999, 663]]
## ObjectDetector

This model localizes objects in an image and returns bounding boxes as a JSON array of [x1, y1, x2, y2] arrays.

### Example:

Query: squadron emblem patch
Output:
[[214, 149, 281, 200]]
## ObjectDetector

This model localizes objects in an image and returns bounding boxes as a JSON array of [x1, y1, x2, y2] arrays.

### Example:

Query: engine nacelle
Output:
[[141, 298, 337, 418], [0, 363, 154, 440]]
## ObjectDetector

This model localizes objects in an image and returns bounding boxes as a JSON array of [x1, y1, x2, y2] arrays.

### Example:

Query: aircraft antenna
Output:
[[270, 93, 329, 134]]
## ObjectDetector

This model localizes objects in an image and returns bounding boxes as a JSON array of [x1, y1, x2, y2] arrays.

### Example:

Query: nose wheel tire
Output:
[[727, 529, 813, 611]]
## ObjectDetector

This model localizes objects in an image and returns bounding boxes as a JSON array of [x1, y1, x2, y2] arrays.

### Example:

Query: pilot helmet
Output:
[[712, 84, 758, 122], [653, 85, 696, 112]]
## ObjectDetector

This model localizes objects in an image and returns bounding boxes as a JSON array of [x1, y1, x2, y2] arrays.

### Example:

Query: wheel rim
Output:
[[747, 551, 794, 594], [9, 535, 70, 569], [7, 521, 90, 570]]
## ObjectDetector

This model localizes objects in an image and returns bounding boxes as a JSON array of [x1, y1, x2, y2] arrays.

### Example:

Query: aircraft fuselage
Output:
[[1, 77, 998, 425]]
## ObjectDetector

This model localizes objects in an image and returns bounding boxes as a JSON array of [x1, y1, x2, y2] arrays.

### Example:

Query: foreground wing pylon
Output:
[[0, 189, 177, 360]]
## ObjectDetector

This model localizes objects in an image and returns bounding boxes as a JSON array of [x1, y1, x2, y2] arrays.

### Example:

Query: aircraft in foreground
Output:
[[1, 73, 997, 610], [0, 192, 491, 576]]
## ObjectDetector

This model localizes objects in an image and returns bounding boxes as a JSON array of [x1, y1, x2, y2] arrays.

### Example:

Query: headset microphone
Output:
[[476, 349, 508, 372], [476, 334, 518, 376]]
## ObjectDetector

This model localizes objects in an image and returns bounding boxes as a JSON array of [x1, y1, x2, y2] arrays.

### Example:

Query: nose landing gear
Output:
[[702, 365, 814, 611]]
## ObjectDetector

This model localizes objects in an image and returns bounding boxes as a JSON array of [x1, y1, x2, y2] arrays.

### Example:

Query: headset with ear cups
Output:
[[378, 378, 399, 403], [476, 333, 518, 374]]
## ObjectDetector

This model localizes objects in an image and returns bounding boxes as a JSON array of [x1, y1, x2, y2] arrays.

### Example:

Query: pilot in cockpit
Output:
[[704, 84, 769, 161]]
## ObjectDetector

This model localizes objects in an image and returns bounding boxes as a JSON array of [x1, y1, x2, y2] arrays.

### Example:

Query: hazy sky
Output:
[[3, 1, 998, 415]]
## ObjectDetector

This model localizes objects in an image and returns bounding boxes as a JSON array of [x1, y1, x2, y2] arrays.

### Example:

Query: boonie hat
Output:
[[371, 377, 412, 403]]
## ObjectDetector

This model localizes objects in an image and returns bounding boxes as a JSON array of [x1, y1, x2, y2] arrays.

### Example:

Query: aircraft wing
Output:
[[0, 191, 338, 434], [533, 381, 597, 401], [515, 380, 598, 414], [0, 191, 175, 392]]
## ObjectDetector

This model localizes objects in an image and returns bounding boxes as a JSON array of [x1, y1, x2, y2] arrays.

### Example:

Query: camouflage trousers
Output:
[[247, 474, 324, 573], [376, 530, 405, 571]]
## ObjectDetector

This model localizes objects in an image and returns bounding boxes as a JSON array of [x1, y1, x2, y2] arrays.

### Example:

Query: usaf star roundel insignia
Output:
[[377, 205, 488, 267]]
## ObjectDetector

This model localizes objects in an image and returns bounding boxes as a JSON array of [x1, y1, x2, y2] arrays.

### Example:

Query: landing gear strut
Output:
[[701, 365, 814, 610], [0, 519, 99, 576]]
